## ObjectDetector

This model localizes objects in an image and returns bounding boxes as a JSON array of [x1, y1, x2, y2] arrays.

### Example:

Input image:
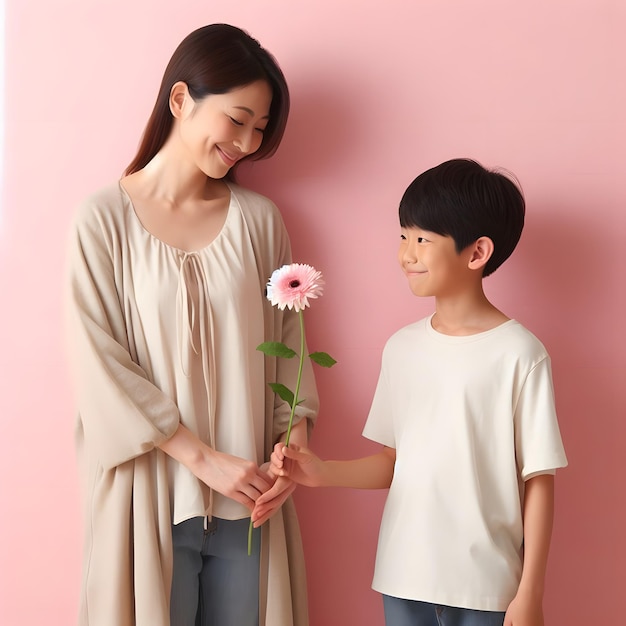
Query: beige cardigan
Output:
[[66, 182, 318, 625]]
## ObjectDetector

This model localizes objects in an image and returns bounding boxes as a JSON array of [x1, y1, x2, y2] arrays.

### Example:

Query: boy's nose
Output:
[[403, 242, 419, 262]]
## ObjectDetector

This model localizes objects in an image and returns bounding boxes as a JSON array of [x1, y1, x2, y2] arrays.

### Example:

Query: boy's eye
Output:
[[400, 234, 407, 240], [417, 237, 429, 243]]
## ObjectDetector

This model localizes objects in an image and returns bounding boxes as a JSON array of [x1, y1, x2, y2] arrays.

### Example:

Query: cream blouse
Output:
[[75, 181, 297, 523]]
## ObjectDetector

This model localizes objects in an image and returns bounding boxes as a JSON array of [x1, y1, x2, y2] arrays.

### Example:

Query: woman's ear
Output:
[[169, 81, 191, 119], [467, 236, 494, 271]]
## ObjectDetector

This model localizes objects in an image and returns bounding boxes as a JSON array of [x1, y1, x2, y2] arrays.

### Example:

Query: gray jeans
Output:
[[170, 516, 261, 626], [383, 596, 505, 626]]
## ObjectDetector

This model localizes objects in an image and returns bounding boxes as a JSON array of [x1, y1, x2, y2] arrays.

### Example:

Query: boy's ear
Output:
[[169, 81, 192, 119], [467, 236, 494, 271]]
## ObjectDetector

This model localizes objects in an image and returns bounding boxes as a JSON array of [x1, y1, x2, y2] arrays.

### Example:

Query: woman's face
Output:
[[177, 79, 273, 179]]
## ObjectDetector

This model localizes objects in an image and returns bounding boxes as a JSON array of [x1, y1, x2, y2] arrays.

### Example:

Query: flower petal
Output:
[[266, 263, 324, 311]]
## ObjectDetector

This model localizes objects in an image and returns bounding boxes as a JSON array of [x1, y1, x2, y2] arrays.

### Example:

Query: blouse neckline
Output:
[[118, 180, 235, 255]]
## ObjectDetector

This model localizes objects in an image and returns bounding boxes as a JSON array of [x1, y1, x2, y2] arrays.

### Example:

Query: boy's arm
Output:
[[268, 442, 396, 489], [251, 442, 395, 525], [504, 473, 555, 626], [319, 447, 396, 488]]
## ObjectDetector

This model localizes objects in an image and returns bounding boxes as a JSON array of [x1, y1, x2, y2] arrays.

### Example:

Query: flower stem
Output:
[[249, 310, 306, 556], [284, 310, 305, 447]]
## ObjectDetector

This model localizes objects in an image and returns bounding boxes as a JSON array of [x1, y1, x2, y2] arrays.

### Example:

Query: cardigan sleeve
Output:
[[65, 196, 180, 470]]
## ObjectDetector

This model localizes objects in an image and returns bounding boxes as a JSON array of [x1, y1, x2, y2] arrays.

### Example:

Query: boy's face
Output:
[[398, 227, 474, 298]]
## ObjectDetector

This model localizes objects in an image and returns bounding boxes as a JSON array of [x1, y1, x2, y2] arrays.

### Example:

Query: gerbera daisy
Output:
[[266, 263, 324, 312]]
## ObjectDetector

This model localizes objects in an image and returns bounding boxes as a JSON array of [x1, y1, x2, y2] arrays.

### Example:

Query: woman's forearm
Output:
[[158, 422, 210, 471]]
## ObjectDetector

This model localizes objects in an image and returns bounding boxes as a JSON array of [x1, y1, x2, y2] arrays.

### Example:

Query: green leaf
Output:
[[269, 383, 295, 406], [268, 383, 305, 407], [309, 351, 337, 368], [257, 342, 296, 359]]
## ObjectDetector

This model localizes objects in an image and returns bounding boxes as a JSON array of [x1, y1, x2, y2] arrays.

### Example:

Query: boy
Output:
[[255, 158, 567, 626]]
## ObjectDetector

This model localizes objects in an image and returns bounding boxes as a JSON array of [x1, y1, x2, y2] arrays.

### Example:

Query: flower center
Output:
[[289, 280, 301, 288]]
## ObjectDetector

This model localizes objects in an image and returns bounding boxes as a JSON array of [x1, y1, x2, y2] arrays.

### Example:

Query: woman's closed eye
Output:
[[228, 115, 266, 134]]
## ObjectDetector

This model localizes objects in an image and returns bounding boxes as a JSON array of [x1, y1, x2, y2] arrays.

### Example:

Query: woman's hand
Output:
[[250, 464, 296, 527], [194, 450, 274, 512], [252, 442, 327, 526], [159, 424, 272, 511]]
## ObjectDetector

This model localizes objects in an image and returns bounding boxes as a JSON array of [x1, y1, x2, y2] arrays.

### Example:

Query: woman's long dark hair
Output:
[[125, 24, 290, 178]]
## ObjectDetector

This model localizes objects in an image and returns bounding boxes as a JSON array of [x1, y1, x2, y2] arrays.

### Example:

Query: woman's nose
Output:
[[233, 128, 257, 155]]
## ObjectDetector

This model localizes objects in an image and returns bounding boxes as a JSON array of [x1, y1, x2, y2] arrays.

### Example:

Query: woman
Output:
[[66, 24, 318, 626]]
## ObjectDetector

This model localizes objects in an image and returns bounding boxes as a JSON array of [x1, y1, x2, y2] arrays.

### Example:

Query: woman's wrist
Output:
[[159, 423, 213, 475]]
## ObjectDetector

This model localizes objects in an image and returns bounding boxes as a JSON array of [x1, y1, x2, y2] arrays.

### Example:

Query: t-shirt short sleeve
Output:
[[514, 356, 567, 479], [363, 353, 396, 448]]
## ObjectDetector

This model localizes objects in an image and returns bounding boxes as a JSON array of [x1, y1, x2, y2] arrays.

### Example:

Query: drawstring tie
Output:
[[175, 251, 216, 517]]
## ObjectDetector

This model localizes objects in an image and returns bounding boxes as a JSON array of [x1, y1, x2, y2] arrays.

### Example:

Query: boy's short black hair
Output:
[[399, 158, 525, 277]]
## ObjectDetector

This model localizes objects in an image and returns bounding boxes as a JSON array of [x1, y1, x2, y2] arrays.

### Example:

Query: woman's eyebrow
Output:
[[233, 105, 270, 119]]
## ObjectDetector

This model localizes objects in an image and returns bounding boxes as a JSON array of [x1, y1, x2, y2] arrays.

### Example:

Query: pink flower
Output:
[[251, 261, 335, 555], [266, 263, 324, 312]]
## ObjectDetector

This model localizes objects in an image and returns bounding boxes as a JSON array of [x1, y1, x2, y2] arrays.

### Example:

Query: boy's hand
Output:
[[269, 442, 325, 487], [504, 592, 544, 626], [268, 441, 287, 477]]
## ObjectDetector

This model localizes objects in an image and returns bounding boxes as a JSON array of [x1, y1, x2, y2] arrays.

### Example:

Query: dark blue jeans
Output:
[[383, 595, 505, 626], [170, 517, 261, 626]]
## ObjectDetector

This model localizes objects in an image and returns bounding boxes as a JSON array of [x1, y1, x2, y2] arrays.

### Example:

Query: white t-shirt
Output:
[[362, 315, 567, 611]]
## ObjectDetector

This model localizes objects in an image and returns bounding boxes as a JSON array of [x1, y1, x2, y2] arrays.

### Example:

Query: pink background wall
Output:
[[1, 1, 624, 624]]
